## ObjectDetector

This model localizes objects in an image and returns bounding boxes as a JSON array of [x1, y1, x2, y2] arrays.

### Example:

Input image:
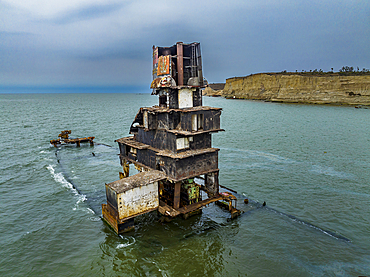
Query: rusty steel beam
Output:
[[122, 160, 130, 178], [119, 156, 152, 172], [196, 43, 203, 86], [177, 195, 224, 214], [177, 42, 184, 86], [174, 181, 181, 209], [158, 201, 180, 217], [176, 192, 240, 215], [219, 184, 238, 194]]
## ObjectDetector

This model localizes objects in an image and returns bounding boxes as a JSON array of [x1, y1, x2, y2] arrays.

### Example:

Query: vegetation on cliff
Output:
[[279, 66, 370, 76]]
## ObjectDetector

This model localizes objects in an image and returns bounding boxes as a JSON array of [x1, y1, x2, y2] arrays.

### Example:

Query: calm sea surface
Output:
[[1, 92, 369, 276]]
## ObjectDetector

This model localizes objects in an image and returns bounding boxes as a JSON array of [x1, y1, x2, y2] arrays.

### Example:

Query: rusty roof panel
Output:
[[106, 170, 167, 194], [156, 147, 219, 159], [167, 129, 225, 136], [115, 137, 150, 149]]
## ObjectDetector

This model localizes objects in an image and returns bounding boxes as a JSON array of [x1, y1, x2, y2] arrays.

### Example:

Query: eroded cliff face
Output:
[[217, 73, 370, 105], [203, 87, 223, 96]]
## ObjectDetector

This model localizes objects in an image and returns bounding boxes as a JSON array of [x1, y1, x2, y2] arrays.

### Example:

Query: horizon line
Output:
[[0, 85, 151, 94]]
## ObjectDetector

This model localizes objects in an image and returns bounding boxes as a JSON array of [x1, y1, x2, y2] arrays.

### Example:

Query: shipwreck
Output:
[[102, 42, 241, 234]]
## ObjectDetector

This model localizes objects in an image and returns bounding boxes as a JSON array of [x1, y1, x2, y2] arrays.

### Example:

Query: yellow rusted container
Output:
[[105, 170, 166, 221]]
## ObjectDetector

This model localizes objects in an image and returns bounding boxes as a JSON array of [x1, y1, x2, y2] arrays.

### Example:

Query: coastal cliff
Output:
[[204, 73, 370, 105], [203, 83, 224, 97]]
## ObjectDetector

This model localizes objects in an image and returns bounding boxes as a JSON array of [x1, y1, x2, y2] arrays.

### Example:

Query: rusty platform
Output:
[[50, 130, 94, 147]]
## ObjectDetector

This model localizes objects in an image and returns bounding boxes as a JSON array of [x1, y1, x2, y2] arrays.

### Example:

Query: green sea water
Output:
[[0, 92, 369, 276]]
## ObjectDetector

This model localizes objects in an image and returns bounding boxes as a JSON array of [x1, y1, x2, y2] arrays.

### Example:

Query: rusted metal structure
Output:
[[50, 130, 94, 147], [102, 42, 240, 234]]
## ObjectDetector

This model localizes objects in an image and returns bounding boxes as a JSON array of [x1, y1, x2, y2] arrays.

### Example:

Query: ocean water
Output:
[[0, 92, 369, 276]]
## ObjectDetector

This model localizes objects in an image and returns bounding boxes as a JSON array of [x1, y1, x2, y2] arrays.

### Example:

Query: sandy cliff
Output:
[[203, 83, 224, 97], [203, 86, 223, 97], [207, 73, 370, 105]]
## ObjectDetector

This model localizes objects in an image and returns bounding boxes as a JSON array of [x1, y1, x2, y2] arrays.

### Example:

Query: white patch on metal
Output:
[[176, 137, 189, 150], [191, 114, 197, 131], [143, 111, 148, 129], [178, 89, 193, 108], [117, 181, 159, 219]]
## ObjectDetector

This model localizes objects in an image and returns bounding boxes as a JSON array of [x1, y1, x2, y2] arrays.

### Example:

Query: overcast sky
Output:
[[1, 0, 369, 88]]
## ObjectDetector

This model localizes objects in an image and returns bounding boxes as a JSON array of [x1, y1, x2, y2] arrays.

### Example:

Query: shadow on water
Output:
[[53, 143, 116, 215], [96, 211, 238, 276]]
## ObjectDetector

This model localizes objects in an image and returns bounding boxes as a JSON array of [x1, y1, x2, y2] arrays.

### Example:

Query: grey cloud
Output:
[[1, 0, 369, 86], [45, 2, 125, 24]]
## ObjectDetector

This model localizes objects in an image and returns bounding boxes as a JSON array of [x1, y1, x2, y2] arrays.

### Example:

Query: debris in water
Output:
[[50, 130, 94, 147]]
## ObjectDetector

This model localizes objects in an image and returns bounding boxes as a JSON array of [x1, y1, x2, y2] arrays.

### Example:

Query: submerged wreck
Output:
[[102, 42, 241, 234], [50, 130, 94, 147]]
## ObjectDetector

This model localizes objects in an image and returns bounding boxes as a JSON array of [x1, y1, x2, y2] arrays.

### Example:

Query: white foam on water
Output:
[[149, 260, 167, 276], [89, 214, 101, 221], [117, 236, 136, 249], [85, 207, 98, 218], [47, 164, 78, 195], [72, 194, 87, 210], [47, 164, 88, 210]]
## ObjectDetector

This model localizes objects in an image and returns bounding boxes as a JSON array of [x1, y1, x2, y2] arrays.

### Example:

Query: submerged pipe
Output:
[[220, 186, 351, 242], [54, 148, 101, 215], [248, 199, 350, 242], [262, 205, 351, 242], [53, 145, 351, 242]]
